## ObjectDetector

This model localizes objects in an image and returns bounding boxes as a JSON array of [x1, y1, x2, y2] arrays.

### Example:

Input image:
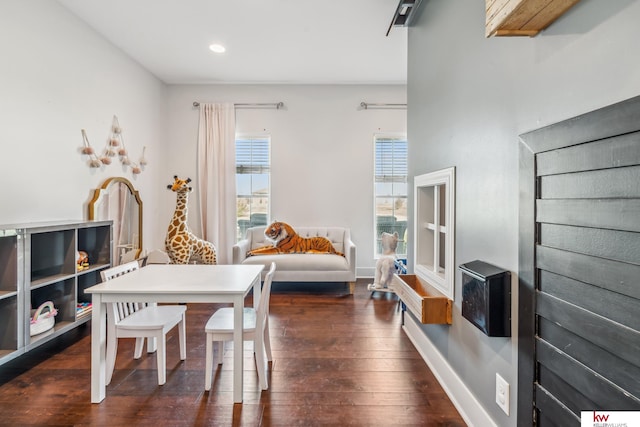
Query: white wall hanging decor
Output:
[[80, 115, 147, 174], [81, 129, 102, 168]]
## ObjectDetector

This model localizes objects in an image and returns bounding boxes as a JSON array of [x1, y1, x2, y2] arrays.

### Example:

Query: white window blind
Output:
[[375, 138, 408, 185], [236, 138, 270, 176]]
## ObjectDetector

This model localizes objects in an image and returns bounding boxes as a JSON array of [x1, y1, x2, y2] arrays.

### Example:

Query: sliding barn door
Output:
[[518, 96, 640, 426]]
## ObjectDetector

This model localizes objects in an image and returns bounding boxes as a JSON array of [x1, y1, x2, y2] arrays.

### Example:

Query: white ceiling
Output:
[[57, 0, 408, 85]]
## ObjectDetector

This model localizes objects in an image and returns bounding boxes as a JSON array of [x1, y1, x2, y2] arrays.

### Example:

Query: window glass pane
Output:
[[236, 137, 270, 242], [374, 136, 408, 256], [237, 198, 250, 221], [394, 182, 407, 196], [393, 197, 407, 221], [251, 174, 269, 193], [236, 175, 252, 196], [375, 182, 392, 196], [375, 197, 394, 217], [248, 197, 269, 217]]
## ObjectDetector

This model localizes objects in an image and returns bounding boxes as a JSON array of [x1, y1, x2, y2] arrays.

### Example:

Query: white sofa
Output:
[[232, 226, 357, 293]]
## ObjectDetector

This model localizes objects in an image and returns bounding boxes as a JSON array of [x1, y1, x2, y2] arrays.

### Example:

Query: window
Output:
[[374, 136, 408, 256], [236, 137, 270, 241]]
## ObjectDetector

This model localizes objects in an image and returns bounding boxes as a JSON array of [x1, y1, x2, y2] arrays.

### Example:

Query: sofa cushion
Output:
[[241, 253, 349, 272]]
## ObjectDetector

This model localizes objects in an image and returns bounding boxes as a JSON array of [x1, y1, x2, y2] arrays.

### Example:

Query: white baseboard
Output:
[[403, 314, 497, 427], [356, 267, 375, 278]]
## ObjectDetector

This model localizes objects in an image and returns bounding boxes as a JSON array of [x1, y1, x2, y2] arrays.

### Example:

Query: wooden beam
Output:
[[486, 0, 582, 38]]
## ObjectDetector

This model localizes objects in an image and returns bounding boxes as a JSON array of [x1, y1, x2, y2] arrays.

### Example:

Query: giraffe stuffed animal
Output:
[[165, 176, 217, 265]]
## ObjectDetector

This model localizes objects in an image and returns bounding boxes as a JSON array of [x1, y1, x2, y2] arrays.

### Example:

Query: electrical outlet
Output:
[[495, 373, 510, 416]]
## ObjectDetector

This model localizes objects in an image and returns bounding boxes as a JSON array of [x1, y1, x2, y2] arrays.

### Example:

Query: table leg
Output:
[[253, 274, 261, 310], [233, 294, 244, 403], [91, 294, 107, 403]]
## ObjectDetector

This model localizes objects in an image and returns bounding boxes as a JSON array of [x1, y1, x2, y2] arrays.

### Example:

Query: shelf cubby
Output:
[[77, 269, 102, 320], [0, 235, 18, 294], [28, 278, 77, 346], [30, 229, 75, 285], [0, 296, 19, 356], [78, 225, 111, 267]]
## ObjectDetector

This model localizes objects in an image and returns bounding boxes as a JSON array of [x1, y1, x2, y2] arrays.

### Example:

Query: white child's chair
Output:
[[204, 262, 276, 391], [100, 261, 187, 385]]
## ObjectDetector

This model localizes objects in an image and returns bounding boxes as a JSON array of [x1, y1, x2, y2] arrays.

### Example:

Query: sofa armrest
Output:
[[233, 239, 251, 264], [344, 237, 357, 277]]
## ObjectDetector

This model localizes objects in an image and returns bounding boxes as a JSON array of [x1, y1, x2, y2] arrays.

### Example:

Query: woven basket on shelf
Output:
[[30, 301, 58, 336]]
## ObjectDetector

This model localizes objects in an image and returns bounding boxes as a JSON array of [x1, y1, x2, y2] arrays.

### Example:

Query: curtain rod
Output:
[[192, 101, 284, 109], [359, 102, 407, 110]]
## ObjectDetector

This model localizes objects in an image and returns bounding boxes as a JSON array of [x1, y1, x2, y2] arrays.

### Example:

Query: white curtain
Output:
[[197, 103, 237, 264]]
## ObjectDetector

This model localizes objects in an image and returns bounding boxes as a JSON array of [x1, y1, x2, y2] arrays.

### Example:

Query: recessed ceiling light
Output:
[[209, 44, 226, 53]]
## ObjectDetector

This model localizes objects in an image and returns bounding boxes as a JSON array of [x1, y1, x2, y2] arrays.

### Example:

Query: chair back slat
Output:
[[256, 262, 276, 331], [100, 261, 144, 323], [101, 261, 140, 281]]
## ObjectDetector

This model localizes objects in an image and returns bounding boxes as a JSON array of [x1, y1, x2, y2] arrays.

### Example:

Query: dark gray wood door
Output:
[[518, 96, 640, 426]]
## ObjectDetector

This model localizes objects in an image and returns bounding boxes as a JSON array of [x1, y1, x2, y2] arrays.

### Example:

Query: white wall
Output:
[[0, 0, 167, 251], [165, 84, 406, 273], [407, 0, 640, 426]]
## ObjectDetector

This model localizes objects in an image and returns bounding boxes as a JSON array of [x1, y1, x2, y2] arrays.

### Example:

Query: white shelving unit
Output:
[[0, 220, 112, 365]]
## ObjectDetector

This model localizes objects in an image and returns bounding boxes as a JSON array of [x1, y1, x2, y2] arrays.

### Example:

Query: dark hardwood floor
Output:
[[0, 279, 465, 426]]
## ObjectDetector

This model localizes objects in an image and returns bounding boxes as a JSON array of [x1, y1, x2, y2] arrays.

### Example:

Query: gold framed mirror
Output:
[[88, 177, 143, 265]]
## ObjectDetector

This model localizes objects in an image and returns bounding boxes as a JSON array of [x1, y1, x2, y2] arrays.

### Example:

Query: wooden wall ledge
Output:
[[393, 274, 452, 324]]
